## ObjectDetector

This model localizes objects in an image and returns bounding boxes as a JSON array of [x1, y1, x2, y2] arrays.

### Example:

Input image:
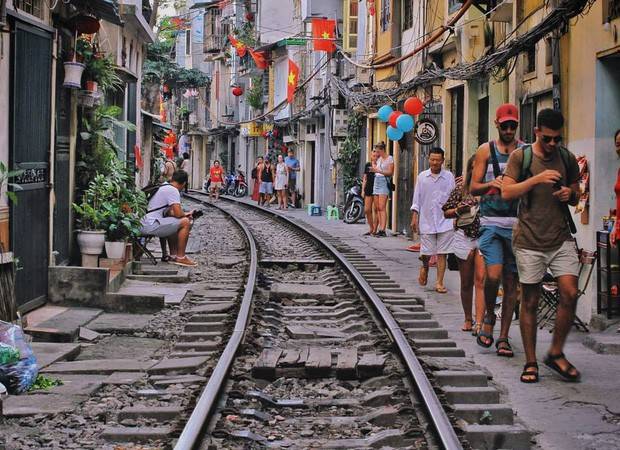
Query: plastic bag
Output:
[[0, 321, 38, 394], [0, 343, 20, 365]]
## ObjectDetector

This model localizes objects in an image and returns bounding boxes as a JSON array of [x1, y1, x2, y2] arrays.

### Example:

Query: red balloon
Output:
[[389, 111, 403, 128], [404, 97, 424, 116], [232, 86, 243, 96]]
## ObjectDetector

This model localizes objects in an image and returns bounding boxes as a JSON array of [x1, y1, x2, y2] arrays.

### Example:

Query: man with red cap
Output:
[[470, 103, 523, 357]]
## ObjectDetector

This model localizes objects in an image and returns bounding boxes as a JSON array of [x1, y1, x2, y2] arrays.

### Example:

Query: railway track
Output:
[[178, 193, 467, 450]]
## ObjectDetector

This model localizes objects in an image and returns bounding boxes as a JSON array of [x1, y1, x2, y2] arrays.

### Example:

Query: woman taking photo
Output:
[[371, 142, 394, 237], [362, 149, 378, 236], [274, 154, 290, 210], [442, 156, 486, 334]]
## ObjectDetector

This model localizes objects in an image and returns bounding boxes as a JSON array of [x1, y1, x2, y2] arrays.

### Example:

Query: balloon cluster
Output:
[[377, 97, 424, 141]]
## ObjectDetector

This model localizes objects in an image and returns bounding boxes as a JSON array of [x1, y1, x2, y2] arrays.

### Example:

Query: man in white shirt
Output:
[[410, 148, 455, 293], [140, 170, 197, 267]]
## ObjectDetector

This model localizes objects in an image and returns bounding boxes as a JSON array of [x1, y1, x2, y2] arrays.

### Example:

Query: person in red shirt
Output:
[[209, 160, 224, 201], [611, 130, 620, 247]]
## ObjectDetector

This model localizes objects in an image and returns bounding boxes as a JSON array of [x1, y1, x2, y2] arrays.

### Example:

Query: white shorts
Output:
[[451, 229, 478, 261], [420, 231, 454, 256]]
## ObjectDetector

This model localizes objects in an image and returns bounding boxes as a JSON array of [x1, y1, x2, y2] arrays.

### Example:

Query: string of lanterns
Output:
[[377, 97, 424, 141]]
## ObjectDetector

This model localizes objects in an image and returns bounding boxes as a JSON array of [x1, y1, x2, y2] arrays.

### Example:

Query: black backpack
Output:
[[142, 182, 170, 214]]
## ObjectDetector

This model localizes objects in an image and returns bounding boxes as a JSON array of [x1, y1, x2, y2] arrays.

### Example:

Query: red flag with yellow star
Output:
[[249, 48, 269, 69], [312, 18, 336, 53], [287, 59, 300, 104], [228, 34, 247, 57]]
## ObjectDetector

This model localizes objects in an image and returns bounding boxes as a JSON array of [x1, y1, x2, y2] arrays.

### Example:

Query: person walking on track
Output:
[[208, 160, 224, 202], [443, 155, 486, 334], [371, 142, 394, 237], [502, 108, 582, 383], [470, 103, 522, 357], [362, 149, 378, 236], [411, 147, 455, 294], [274, 154, 290, 210]]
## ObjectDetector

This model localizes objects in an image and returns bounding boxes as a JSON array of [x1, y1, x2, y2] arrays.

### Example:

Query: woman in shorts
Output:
[[362, 149, 378, 236], [259, 159, 274, 206], [371, 142, 394, 237], [274, 154, 290, 210], [442, 155, 485, 334]]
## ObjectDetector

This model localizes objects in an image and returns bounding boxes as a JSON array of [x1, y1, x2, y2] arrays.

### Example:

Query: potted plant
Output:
[[72, 174, 109, 258], [63, 36, 91, 89], [84, 53, 123, 93]]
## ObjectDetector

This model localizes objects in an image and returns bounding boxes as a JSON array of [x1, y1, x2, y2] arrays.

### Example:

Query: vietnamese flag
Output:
[[228, 34, 247, 57], [312, 18, 336, 53], [287, 59, 300, 104], [249, 48, 269, 69]]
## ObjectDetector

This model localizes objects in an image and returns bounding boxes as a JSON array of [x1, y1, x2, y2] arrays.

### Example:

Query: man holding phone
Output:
[[502, 108, 581, 383], [470, 104, 522, 356], [140, 170, 198, 267]]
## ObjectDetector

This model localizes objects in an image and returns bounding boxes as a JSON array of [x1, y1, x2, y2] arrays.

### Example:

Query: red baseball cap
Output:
[[496, 103, 519, 123]]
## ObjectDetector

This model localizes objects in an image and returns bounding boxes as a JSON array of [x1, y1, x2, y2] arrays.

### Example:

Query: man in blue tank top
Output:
[[470, 104, 522, 356]]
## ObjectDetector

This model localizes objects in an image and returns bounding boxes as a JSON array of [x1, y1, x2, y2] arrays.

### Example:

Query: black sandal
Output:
[[495, 337, 514, 357], [476, 315, 495, 348], [520, 362, 539, 383], [543, 352, 581, 382]]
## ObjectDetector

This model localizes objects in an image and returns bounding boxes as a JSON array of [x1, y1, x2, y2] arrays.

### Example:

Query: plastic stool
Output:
[[327, 205, 339, 220], [310, 205, 322, 216], [307, 203, 317, 215]]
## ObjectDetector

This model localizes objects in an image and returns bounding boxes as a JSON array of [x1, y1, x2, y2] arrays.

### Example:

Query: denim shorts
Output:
[[259, 182, 273, 194], [477, 225, 517, 272], [373, 176, 389, 195]]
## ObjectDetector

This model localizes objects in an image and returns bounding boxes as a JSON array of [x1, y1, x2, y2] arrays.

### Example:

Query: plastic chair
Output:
[[327, 205, 339, 220], [536, 249, 596, 333]]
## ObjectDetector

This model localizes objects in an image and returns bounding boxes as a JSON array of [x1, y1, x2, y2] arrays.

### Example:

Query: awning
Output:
[[71, 0, 123, 25], [190, 1, 220, 9]]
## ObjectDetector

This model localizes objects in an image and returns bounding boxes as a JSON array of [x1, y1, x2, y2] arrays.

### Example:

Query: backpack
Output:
[[518, 145, 577, 235], [142, 182, 170, 214]]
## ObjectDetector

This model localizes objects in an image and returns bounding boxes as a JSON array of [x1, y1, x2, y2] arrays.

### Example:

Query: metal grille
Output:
[[15, 0, 42, 18]]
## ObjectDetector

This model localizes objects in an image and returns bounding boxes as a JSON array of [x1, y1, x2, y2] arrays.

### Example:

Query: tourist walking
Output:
[[285, 149, 300, 207], [610, 129, 620, 247], [371, 142, 394, 237], [180, 153, 191, 193], [362, 149, 378, 236], [251, 157, 264, 203], [470, 103, 522, 357], [208, 160, 224, 201], [502, 108, 582, 383], [259, 159, 274, 206], [274, 154, 289, 210], [410, 147, 455, 294], [442, 156, 486, 333]]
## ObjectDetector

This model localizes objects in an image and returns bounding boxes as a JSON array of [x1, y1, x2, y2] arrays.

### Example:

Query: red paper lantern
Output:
[[272, 129, 279, 137], [389, 111, 403, 128], [232, 86, 243, 96], [404, 97, 424, 116], [245, 12, 254, 21]]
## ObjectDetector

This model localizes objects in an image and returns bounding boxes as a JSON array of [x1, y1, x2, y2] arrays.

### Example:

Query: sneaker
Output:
[[375, 230, 387, 237], [406, 244, 420, 252], [173, 256, 198, 267]]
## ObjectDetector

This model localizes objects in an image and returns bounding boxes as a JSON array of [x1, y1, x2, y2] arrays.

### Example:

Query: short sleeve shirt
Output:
[[210, 166, 224, 182], [375, 155, 394, 178], [143, 184, 181, 225], [284, 156, 299, 179], [504, 146, 580, 251]]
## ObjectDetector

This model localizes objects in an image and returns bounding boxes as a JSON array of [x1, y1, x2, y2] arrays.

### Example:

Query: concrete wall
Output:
[[259, 0, 295, 44]]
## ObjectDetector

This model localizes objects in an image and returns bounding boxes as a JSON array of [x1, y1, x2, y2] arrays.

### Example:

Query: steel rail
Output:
[[174, 195, 258, 450], [218, 196, 463, 450]]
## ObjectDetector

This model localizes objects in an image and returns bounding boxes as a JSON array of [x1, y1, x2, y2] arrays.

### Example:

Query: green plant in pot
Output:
[[84, 53, 123, 93], [72, 174, 110, 260], [63, 36, 92, 89]]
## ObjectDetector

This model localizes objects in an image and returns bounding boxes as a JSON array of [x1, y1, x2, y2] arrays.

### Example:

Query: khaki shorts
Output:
[[420, 231, 454, 256], [514, 240, 579, 284], [210, 181, 222, 191]]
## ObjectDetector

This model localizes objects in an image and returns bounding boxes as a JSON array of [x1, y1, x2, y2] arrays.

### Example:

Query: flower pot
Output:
[[85, 80, 98, 92], [76, 230, 105, 255], [63, 61, 85, 89], [104, 241, 126, 260]]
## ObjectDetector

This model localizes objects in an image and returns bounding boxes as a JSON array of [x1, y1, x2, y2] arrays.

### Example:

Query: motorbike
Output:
[[343, 179, 364, 224], [233, 169, 248, 197], [222, 171, 236, 195]]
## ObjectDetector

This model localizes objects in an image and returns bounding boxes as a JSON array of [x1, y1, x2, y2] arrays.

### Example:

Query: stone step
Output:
[[169, 351, 215, 358], [100, 426, 174, 443], [464, 424, 531, 449], [118, 406, 184, 421], [183, 322, 226, 332], [412, 339, 457, 348], [188, 313, 228, 323], [398, 319, 440, 329], [453, 404, 514, 425], [26, 307, 103, 343], [393, 312, 432, 320], [173, 342, 220, 352], [177, 331, 221, 342], [405, 328, 448, 339], [434, 370, 489, 387], [42, 359, 156, 375], [373, 287, 407, 294], [417, 347, 465, 357], [443, 387, 500, 404], [148, 356, 210, 375]]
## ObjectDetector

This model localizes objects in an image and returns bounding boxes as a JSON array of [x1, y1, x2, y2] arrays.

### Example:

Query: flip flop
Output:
[[520, 362, 539, 383], [472, 323, 482, 337], [543, 352, 581, 382], [476, 315, 495, 348], [435, 285, 448, 294], [418, 267, 428, 286], [461, 320, 473, 332], [495, 337, 514, 357]]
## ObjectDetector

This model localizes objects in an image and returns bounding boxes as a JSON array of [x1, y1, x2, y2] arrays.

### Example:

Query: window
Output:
[[545, 38, 553, 67], [185, 30, 191, 56], [402, 0, 414, 30], [524, 45, 536, 75], [448, 0, 463, 15], [344, 0, 359, 51], [15, 0, 43, 19], [603, 0, 620, 22], [380, 0, 391, 32]]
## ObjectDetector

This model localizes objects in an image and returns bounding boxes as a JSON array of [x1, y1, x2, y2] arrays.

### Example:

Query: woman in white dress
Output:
[[274, 154, 289, 210]]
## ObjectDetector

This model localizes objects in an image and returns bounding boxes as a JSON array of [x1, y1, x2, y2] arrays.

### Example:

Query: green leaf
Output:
[[6, 191, 18, 204]]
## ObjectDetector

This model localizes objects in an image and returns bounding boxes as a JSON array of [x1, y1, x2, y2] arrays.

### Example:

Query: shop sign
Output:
[[241, 122, 272, 137], [414, 118, 439, 145]]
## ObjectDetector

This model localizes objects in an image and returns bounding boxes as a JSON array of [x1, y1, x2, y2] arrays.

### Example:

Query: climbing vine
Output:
[[246, 76, 263, 110], [338, 112, 363, 194]]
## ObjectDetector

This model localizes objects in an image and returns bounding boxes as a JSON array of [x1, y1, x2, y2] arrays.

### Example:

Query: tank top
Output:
[[479, 141, 521, 228], [261, 165, 273, 182]]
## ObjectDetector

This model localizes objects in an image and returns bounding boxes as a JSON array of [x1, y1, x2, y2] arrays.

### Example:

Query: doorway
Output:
[[450, 86, 464, 175]]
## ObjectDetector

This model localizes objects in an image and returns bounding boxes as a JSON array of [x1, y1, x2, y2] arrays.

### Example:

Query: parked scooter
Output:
[[234, 169, 248, 197], [221, 171, 236, 195], [343, 179, 364, 224]]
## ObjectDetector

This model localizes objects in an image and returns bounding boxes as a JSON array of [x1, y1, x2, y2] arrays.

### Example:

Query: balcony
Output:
[[204, 34, 226, 54]]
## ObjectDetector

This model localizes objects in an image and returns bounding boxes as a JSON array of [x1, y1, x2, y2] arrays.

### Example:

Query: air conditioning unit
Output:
[[331, 109, 348, 137]]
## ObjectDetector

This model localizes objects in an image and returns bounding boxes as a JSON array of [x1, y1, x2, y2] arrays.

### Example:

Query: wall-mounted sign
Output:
[[241, 122, 273, 137], [414, 118, 439, 145]]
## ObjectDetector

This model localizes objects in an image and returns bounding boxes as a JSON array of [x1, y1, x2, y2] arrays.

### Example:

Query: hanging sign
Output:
[[414, 118, 439, 145]]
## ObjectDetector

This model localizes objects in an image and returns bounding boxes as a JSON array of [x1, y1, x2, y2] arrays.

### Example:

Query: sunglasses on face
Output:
[[541, 135, 562, 144], [499, 121, 518, 131]]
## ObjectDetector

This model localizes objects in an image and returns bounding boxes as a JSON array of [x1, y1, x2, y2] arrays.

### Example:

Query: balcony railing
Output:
[[204, 34, 226, 54]]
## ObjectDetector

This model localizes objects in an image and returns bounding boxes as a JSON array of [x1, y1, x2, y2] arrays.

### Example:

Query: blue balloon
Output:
[[387, 126, 404, 141], [396, 114, 414, 132], [377, 105, 393, 122]]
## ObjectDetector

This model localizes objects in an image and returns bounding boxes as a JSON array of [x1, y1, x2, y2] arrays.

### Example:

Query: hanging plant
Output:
[[339, 113, 363, 193], [246, 76, 263, 109]]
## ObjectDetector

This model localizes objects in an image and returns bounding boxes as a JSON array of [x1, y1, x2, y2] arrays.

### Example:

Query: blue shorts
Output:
[[477, 225, 517, 272], [373, 176, 389, 195]]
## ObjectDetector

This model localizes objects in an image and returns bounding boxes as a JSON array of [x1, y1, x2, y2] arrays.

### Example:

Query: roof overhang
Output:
[[190, 1, 220, 9], [71, 0, 123, 26], [120, 1, 156, 43]]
